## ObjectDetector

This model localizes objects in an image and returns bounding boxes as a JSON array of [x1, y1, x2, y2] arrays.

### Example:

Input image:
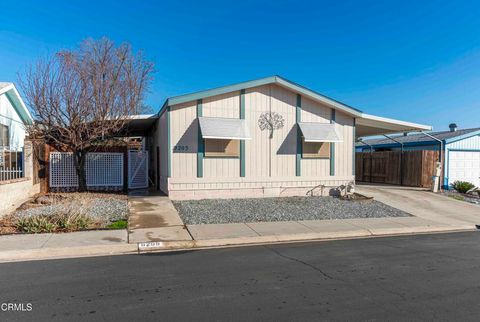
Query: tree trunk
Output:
[[73, 150, 87, 192]]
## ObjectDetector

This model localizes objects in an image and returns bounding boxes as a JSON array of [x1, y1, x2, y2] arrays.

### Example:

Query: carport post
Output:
[[421, 131, 444, 190], [383, 134, 404, 185]]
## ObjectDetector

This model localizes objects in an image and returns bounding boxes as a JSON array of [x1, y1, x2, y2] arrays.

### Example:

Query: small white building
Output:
[[150, 76, 431, 199], [0, 82, 37, 214], [0, 83, 33, 150]]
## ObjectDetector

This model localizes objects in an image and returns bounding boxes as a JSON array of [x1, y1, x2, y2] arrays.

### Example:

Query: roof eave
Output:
[[445, 129, 480, 144], [1, 84, 34, 125], [162, 75, 363, 117]]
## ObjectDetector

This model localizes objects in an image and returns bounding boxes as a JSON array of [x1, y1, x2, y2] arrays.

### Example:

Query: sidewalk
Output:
[[1, 186, 478, 262], [137, 216, 475, 252], [0, 230, 137, 263]]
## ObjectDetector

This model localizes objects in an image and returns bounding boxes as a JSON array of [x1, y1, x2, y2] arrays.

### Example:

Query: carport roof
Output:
[[356, 127, 480, 148]]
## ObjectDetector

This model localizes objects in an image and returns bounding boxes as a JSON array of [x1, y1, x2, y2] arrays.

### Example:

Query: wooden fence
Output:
[[355, 150, 440, 188]]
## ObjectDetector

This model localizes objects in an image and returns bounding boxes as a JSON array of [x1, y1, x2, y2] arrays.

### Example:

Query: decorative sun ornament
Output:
[[258, 112, 285, 138]]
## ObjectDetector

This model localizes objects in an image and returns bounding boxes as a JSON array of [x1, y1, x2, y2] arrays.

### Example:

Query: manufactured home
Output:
[[147, 76, 431, 199]]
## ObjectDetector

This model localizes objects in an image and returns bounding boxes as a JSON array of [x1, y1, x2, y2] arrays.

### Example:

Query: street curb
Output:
[[138, 225, 477, 253], [0, 225, 475, 263]]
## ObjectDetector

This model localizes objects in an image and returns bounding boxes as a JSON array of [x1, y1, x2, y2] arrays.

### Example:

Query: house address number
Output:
[[173, 145, 189, 151]]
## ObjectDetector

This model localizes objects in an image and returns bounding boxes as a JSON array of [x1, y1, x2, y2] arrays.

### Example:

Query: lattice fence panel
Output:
[[86, 153, 124, 187], [50, 152, 78, 188], [50, 152, 124, 188]]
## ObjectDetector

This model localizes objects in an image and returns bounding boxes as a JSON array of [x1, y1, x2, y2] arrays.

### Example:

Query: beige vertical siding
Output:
[[170, 101, 197, 178], [300, 96, 331, 177], [202, 91, 239, 118], [334, 111, 354, 177], [270, 85, 296, 177], [245, 85, 271, 178], [202, 91, 240, 177], [301, 96, 330, 123]]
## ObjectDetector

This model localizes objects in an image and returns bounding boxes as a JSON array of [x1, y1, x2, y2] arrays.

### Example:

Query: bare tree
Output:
[[20, 38, 154, 191]]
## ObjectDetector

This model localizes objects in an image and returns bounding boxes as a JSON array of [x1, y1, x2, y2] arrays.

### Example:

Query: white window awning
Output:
[[198, 117, 251, 140], [298, 122, 343, 143]]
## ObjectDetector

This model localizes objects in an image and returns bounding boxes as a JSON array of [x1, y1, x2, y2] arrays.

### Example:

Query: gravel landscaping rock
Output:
[[173, 196, 412, 225], [16, 197, 128, 224], [440, 190, 480, 205]]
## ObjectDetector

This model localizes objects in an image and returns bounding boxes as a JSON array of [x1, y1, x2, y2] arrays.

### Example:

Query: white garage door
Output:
[[448, 151, 480, 187]]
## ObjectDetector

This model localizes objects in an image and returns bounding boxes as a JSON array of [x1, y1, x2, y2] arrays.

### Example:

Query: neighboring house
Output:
[[147, 76, 431, 199], [356, 124, 480, 188], [0, 82, 38, 215], [0, 83, 33, 150]]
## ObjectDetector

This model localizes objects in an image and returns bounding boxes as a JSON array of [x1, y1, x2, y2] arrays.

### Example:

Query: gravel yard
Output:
[[0, 193, 129, 234], [173, 196, 411, 225]]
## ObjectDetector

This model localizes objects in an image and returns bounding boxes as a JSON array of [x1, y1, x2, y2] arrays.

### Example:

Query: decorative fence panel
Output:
[[49, 152, 124, 189]]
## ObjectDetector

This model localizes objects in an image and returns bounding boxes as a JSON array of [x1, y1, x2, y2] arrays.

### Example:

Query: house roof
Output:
[[356, 127, 480, 148], [161, 75, 363, 117], [0, 82, 33, 125], [159, 75, 432, 137]]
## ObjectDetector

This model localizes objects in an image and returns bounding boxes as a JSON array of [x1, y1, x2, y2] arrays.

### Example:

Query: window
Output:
[[302, 141, 330, 158], [204, 139, 240, 157], [0, 124, 9, 147]]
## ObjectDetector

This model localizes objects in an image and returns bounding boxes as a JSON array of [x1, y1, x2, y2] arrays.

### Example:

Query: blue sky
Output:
[[1, 0, 479, 131]]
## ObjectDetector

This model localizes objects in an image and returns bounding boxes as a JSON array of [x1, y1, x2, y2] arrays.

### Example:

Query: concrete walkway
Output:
[[128, 192, 192, 243], [356, 184, 480, 227]]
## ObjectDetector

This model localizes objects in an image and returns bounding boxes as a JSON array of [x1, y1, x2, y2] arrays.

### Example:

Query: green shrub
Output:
[[55, 213, 92, 231], [107, 220, 128, 229], [452, 181, 475, 194], [15, 216, 57, 233]]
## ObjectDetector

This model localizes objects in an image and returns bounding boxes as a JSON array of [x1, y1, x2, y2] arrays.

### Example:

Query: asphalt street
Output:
[[2, 232, 480, 321]]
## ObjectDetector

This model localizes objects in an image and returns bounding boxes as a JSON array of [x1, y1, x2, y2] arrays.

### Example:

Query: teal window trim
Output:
[[296, 94, 302, 176], [240, 89, 246, 177], [330, 109, 336, 176], [166, 106, 171, 177], [197, 99, 204, 178]]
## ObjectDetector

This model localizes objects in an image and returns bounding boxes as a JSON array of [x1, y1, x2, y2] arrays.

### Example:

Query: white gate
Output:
[[128, 150, 149, 189]]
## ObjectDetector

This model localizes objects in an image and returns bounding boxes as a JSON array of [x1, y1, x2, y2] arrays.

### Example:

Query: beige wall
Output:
[[0, 141, 39, 215], [0, 179, 40, 215], [157, 84, 355, 199]]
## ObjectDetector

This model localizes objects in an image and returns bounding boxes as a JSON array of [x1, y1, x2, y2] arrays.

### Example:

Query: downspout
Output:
[[383, 134, 404, 185], [421, 131, 444, 191]]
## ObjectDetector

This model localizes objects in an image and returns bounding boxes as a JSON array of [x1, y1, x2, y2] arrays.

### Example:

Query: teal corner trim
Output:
[[166, 106, 171, 177], [352, 118, 356, 176], [296, 94, 302, 176], [197, 99, 204, 178], [330, 109, 336, 176], [240, 89, 246, 177]]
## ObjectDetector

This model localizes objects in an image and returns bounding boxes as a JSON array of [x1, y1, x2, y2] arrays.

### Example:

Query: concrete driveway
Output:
[[357, 184, 480, 227]]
